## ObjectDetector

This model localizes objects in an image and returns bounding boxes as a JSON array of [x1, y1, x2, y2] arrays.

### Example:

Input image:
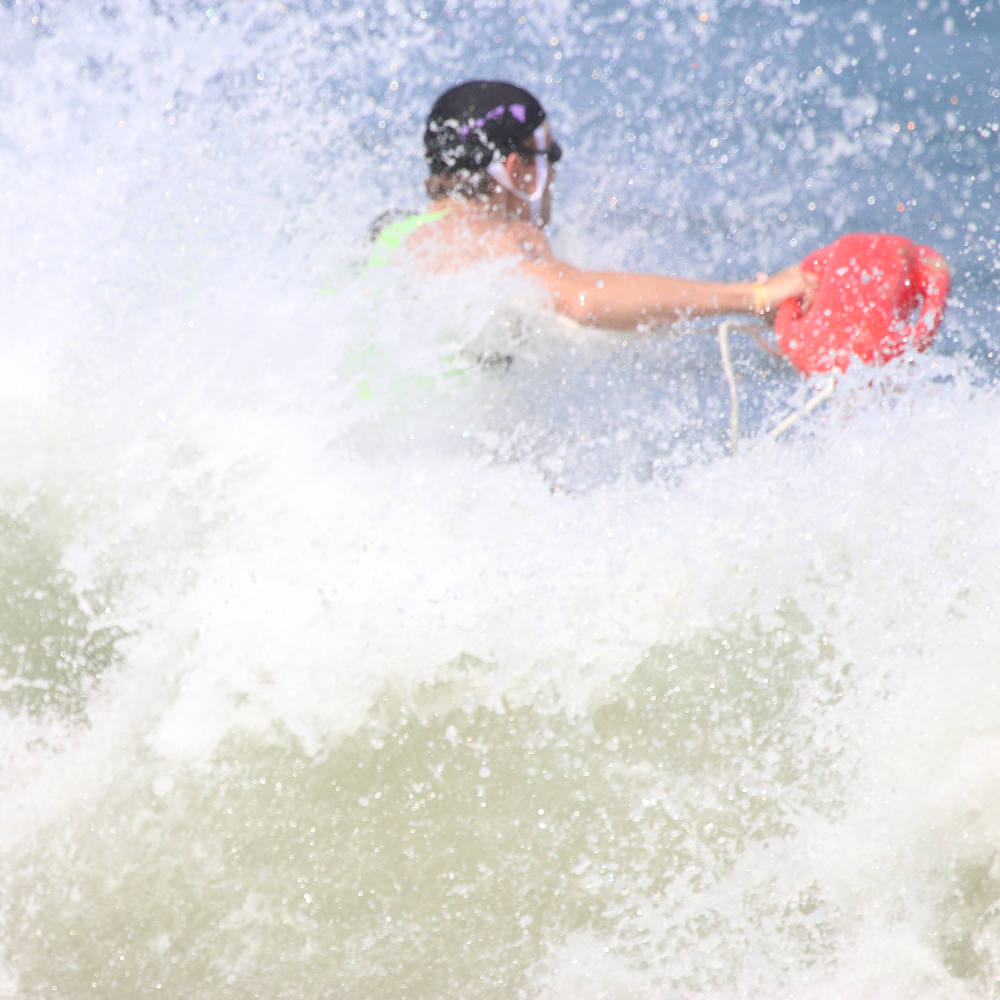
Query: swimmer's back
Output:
[[403, 199, 552, 272]]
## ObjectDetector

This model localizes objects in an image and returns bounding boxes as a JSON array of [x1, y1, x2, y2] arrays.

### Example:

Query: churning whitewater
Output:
[[2, 1, 1000, 998]]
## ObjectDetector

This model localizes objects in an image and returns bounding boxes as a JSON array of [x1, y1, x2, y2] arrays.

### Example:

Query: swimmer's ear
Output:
[[501, 151, 525, 178]]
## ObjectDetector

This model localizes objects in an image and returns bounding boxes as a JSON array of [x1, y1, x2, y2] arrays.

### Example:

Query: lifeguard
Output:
[[372, 79, 816, 325]]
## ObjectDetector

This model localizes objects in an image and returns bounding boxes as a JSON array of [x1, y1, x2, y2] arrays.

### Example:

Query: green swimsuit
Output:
[[365, 208, 452, 269]]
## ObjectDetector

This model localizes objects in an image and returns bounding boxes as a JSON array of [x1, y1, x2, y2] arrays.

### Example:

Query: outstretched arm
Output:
[[516, 230, 813, 329]]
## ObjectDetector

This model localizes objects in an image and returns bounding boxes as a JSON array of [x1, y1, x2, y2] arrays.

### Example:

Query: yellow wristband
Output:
[[752, 280, 769, 313]]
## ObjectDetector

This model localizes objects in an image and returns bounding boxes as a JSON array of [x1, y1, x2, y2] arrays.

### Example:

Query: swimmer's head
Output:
[[424, 80, 557, 222]]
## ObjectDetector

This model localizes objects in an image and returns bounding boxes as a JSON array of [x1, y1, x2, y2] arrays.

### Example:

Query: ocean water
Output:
[[1, 0, 1000, 997]]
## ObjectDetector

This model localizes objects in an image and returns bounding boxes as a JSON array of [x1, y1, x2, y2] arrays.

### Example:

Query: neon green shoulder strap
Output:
[[366, 208, 452, 269]]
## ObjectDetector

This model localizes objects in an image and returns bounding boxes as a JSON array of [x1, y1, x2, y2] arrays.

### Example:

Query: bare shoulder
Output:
[[407, 205, 553, 270], [504, 220, 553, 261]]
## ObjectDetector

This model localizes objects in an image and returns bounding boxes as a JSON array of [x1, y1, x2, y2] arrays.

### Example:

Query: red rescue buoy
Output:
[[773, 233, 950, 374]]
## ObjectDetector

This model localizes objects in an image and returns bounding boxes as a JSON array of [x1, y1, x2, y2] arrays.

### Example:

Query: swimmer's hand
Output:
[[755, 266, 818, 320]]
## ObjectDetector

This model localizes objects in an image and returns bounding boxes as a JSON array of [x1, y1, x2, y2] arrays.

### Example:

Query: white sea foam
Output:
[[1, 1, 999, 997]]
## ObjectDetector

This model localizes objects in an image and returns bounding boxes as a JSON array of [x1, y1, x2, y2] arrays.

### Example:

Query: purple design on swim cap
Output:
[[458, 104, 508, 137], [509, 103, 526, 123]]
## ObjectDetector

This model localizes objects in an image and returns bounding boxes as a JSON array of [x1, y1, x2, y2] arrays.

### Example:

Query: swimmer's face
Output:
[[507, 121, 557, 225]]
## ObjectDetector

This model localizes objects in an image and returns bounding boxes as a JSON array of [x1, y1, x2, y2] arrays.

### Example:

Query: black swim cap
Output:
[[424, 80, 546, 175]]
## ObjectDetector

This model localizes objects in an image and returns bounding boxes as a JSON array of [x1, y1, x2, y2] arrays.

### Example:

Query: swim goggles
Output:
[[517, 139, 562, 163]]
